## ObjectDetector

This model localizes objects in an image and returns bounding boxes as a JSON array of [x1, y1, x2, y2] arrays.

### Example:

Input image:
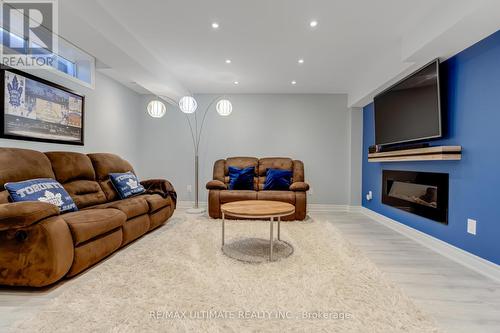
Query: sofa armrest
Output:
[[0, 202, 60, 231], [206, 180, 227, 190], [290, 182, 310, 192], [140, 179, 177, 207], [141, 178, 175, 192]]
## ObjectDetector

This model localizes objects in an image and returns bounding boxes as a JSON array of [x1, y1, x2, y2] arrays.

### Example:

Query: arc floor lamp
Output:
[[147, 95, 233, 214]]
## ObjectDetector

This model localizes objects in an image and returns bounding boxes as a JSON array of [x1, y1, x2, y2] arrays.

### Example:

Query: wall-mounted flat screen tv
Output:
[[374, 60, 442, 146]]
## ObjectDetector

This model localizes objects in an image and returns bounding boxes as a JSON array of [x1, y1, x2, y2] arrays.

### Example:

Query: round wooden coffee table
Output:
[[220, 200, 295, 261]]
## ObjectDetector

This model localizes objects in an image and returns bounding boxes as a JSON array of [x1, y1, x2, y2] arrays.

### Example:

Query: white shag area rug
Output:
[[12, 213, 440, 333], [222, 237, 294, 263]]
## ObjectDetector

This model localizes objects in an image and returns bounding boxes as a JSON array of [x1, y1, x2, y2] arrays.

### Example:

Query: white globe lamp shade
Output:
[[179, 96, 198, 114], [147, 100, 166, 118], [216, 99, 232, 116]]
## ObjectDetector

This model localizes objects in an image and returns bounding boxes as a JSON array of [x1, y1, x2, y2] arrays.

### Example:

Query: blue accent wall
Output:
[[362, 30, 500, 265]]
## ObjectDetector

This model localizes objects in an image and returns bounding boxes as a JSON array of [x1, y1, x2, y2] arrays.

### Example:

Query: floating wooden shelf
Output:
[[368, 146, 462, 162]]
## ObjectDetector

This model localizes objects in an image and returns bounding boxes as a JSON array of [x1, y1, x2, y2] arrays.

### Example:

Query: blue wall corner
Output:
[[362, 29, 500, 265]]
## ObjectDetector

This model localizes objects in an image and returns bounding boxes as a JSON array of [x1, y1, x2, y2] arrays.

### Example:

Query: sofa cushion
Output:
[[225, 157, 258, 173], [257, 158, 293, 176], [62, 208, 125, 246], [220, 190, 257, 204], [121, 214, 150, 246], [225, 157, 258, 190], [67, 228, 123, 277], [263, 169, 293, 191], [88, 153, 135, 201], [140, 194, 172, 213], [5, 178, 78, 213], [257, 191, 296, 205], [109, 172, 145, 199], [257, 158, 293, 190], [45, 152, 107, 209], [109, 197, 149, 219], [62, 180, 108, 208], [149, 205, 173, 230], [90, 197, 149, 219], [45, 152, 97, 183], [228, 166, 255, 190], [0, 148, 55, 204], [88, 153, 135, 181]]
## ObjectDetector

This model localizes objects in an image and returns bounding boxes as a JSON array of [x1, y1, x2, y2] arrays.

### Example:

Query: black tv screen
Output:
[[374, 60, 442, 146]]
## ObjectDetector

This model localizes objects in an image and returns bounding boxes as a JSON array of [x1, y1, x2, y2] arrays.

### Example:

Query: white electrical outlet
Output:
[[467, 219, 477, 235], [308, 187, 314, 195], [187, 185, 192, 193], [366, 191, 373, 201]]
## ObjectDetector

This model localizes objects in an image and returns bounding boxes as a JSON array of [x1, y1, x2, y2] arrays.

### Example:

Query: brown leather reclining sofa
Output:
[[206, 157, 309, 221], [0, 148, 176, 287]]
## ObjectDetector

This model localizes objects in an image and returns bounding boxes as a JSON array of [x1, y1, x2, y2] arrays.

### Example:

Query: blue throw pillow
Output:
[[264, 169, 293, 191], [4, 178, 78, 213], [109, 172, 145, 199], [228, 166, 255, 190]]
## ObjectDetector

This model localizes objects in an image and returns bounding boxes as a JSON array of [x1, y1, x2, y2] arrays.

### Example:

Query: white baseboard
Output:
[[307, 204, 363, 212], [176, 201, 208, 209], [177, 201, 355, 213], [307, 204, 349, 212], [360, 207, 500, 283], [347, 205, 363, 213]]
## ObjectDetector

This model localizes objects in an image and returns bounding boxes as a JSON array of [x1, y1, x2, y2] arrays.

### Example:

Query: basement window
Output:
[[1, 27, 95, 88]]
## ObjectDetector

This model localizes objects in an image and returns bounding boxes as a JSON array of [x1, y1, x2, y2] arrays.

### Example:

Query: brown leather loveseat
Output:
[[206, 157, 309, 221], [0, 148, 176, 287]]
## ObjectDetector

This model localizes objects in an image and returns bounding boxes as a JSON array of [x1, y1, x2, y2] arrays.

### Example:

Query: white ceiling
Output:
[[59, 0, 500, 107]]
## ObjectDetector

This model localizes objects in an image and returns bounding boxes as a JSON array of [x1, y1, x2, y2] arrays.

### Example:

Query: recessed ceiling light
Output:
[[225, 59, 231, 64], [211, 22, 219, 29], [291, 80, 297, 85], [234, 81, 239, 85], [298, 59, 304, 64], [309, 20, 318, 28]]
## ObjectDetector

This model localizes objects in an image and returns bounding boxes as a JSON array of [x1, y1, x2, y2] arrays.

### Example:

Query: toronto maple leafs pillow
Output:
[[109, 172, 145, 199], [4, 178, 78, 213]]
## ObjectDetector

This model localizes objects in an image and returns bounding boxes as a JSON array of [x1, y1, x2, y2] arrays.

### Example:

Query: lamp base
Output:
[[186, 207, 206, 214]]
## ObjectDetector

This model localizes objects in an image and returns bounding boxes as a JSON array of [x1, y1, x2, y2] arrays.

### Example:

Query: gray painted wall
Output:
[[348, 108, 363, 206], [1, 75, 362, 206], [136, 94, 360, 205], [0, 71, 142, 166]]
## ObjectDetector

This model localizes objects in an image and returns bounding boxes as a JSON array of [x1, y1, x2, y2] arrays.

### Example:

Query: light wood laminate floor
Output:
[[1, 210, 499, 332], [312, 211, 500, 333]]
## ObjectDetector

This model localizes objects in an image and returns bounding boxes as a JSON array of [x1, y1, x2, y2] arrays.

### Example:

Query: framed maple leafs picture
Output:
[[1, 67, 85, 145]]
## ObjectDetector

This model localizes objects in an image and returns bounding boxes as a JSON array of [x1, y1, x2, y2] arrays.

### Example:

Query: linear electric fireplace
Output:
[[382, 170, 449, 224]]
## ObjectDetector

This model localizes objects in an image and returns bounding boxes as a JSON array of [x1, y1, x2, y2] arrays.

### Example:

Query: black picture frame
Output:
[[0, 67, 85, 146]]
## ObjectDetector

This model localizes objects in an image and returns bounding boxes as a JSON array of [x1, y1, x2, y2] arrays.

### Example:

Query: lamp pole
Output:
[[183, 96, 222, 214], [150, 95, 232, 214]]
